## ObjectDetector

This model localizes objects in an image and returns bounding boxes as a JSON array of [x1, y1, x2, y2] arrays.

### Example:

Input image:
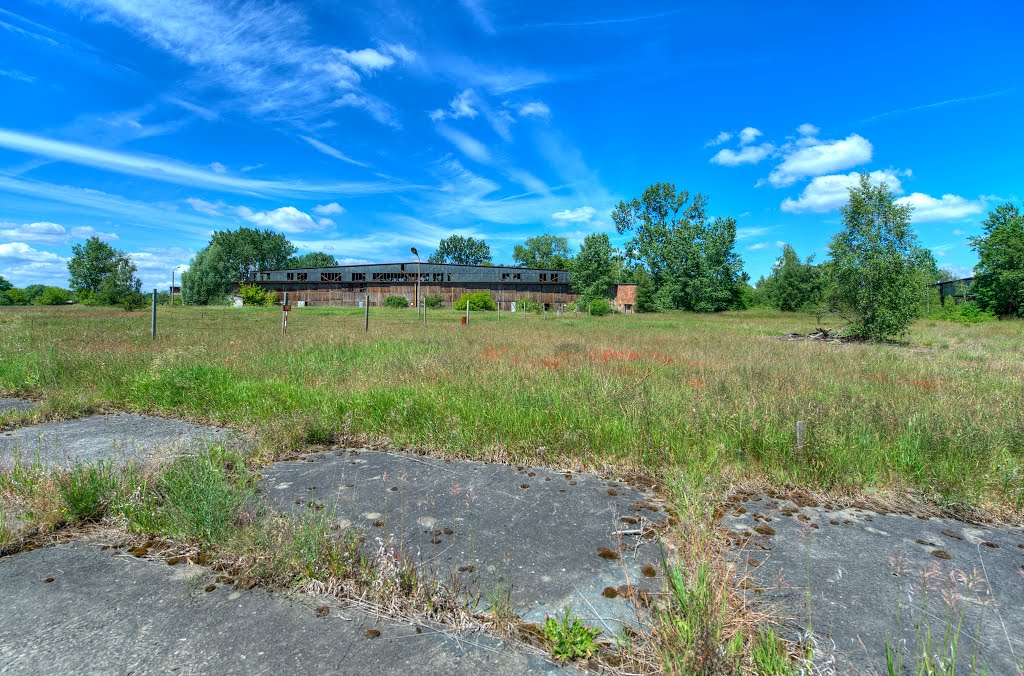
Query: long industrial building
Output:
[[248, 262, 579, 309]]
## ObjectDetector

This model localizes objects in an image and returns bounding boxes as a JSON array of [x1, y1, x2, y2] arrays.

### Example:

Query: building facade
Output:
[[247, 262, 577, 309]]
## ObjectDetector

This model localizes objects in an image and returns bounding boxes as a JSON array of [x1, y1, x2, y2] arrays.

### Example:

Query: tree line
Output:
[[5, 175, 1019, 339]]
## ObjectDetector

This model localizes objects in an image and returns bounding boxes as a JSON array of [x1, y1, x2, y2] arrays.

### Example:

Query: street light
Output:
[[410, 247, 420, 320], [170, 264, 187, 307]]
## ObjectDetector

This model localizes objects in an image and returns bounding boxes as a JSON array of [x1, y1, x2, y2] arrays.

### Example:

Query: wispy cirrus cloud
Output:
[[457, 0, 495, 34], [60, 0, 412, 124], [299, 135, 368, 167], [0, 128, 405, 195], [435, 125, 492, 164]]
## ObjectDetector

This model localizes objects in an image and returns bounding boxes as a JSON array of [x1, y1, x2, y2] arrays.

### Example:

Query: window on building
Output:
[[433, 273, 444, 282], [297, 272, 307, 281], [286, 272, 295, 281], [351, 272, 365, 281], [321, 272, 342, 282], [550, 273, 559, 282], [539, 273, 548, 282], [514, 273, 522, 281], [502, 273, 510, 281]]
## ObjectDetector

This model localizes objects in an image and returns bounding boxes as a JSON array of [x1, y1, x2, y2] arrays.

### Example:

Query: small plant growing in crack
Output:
[[542, 607, 602, 663]]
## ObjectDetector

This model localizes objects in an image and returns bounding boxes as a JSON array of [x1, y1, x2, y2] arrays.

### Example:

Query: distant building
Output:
[[247, 261, 577, 309], [933, 277, 974, 304], [613, 284, 637, 313]]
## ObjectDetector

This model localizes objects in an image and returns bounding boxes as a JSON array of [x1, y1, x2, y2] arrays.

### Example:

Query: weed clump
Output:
[[543, 608, 601, 663]]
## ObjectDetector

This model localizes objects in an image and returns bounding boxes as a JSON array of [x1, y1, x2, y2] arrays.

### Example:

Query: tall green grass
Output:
[[0, 305, 1021, 509]]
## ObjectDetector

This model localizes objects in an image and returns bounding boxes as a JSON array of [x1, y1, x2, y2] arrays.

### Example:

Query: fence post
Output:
[[364, 294, 369, 332], [151, 288, 157, 339], [796, 420, 805, 452], [282, 292, 289, 335]]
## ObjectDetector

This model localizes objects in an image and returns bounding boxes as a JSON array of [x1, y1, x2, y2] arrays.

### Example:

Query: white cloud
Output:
[[381, 43, 416, 64], [313, 202, 344, 216], [736, 226, 773, 240], [331, 93, 398, 128], [896, 193, 986, 222], [458, 0, 495, 33], [298, 135, 368, 167], [768, 134, 873, 187], [705, 131, 732, 147], [797, 123, 819, 137], [0, 221, 116, 245], [517, 101, 551, 118], [738, 127, 762, 145], [436, 125, 491, 164], [237, 206, 332, 234], [0, 242, 69, 286], [185, 197, 225, 216], [66, 1, 414, 123], [745, 240, 785, 251], [166, 97, 218, 121], [430, 89, 479, 122], [711, 143, 775, 166], [209, 161, 227, 174], [781, 169, 905, 213], [0, 128, 400, 196], [552, 206, 597, 223], [952, 228, 967, 236], [335, 47, 395, 73]]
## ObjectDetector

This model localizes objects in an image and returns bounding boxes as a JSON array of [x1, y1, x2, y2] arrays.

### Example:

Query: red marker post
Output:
[[281, 292, 290, 335]]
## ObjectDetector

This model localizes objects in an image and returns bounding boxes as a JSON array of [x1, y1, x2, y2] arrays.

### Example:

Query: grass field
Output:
[[1, 304, 1021, 512], [1, 304, 1021, 671]]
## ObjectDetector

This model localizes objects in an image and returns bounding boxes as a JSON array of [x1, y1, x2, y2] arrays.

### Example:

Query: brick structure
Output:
[[247, 262, 578, 309]]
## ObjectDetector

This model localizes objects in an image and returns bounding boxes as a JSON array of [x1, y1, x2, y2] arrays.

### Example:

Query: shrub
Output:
[[453, 291, 497, 311], [516, 297, 542, 313], [587, 298, 612, 316], [32, 286, 72, 306], [543, 608, 601, 662], [239, 283, 277, 307], [424, 294, 444, 309], [925, 301, 997, 325], [383, 295, 409, 308], [118, 291, 148, 312]]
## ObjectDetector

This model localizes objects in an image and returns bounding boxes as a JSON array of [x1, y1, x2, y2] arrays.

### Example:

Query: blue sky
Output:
[[1, 1, 1021, 289]]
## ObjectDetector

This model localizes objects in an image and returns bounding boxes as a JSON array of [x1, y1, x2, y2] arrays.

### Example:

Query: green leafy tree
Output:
[[181, 243, 229, 305], [971, 202, 1024, 317], [3, 288, 28, 306], [21, 284, 47, 304], [32, 286, 72, 305], [612, 182, 743, 312], [571, 232, 617, 303], [67, 237, 141, 305], [428, 235, 492, 265], [513, 234, 573, 270], [182, 228, 296, 305], [761, 244, 825, 312], [286, 251, 337, 268], [633, 267, 657, 312], [0, 275, 11, 295], [827, 172, 927, 341]]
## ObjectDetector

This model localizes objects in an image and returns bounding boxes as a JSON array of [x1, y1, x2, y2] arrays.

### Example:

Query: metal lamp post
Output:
[[410, 247, 421, 320]]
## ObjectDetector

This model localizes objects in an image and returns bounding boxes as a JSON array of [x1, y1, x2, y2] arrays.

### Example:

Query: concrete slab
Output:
[[0, 541, 558, 675], [0, 413, 232, 468], [721, 495, 1024, 674], [260, 450, 668, 632], [0, 397, 36, 415]]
